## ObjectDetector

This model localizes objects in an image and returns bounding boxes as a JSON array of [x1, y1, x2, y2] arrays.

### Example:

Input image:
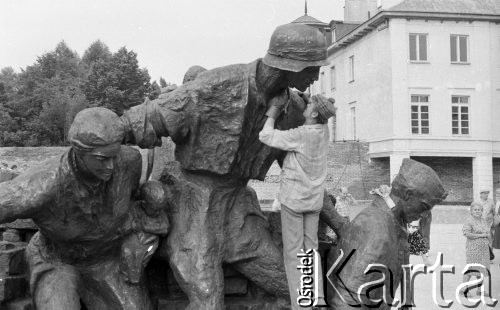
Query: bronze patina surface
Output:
[[0, 108, 169, 309], [327, 159, 447, 310], [120, 23, 341, 310]]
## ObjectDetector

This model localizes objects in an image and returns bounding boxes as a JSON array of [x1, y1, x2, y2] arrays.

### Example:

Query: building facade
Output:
[[311, 0, 500, 202]]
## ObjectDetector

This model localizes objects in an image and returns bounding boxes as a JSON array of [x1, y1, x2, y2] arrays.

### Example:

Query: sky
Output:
[[0, 0, 344, 85]]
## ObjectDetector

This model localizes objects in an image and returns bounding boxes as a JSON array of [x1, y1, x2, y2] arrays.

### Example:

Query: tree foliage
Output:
[[83, 47, 151, 115], [0, 41, 167, 146], [159, 77, 167, 88], [148, 81, 161, 100], [81, 40, 111, 69]]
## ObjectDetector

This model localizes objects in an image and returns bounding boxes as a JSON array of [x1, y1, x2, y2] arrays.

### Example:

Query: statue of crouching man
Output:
[[0, 107, 170, 310]]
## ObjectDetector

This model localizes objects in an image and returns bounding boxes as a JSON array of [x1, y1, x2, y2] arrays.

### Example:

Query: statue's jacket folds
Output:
[[0, 146, 168, 309]]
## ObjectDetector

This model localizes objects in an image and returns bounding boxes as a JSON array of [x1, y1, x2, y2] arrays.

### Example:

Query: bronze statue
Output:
[[182, 65, 207, 84], [120, 23, 344, 309], [0, 107, 169, 309], [327, 159, 447, 309]]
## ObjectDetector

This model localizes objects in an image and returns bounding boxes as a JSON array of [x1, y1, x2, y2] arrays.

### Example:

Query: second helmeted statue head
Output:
[[263, 23, 329, 92]]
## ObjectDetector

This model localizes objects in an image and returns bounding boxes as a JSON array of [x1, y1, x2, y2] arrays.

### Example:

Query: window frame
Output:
[[450, 34, 469, 64], [451, 95, 470, 135], [410, 94, 430, 135], [348, 55, 355, 82], [409, 33, 428, 62], [330, 66, 336, 91], [320, 71, 326, 95], [349, 105, 357, 140]]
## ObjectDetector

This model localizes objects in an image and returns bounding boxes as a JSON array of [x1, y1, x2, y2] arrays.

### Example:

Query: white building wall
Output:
[[388, 19, 409, 139], [473, 154, 493, 201], [314, 23, 393, 142], [381, 18, 500, 154], [322, 15, 500, 200], [490, 24, 500, 144]]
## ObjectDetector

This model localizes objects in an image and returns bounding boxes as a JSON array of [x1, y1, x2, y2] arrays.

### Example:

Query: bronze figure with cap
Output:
[[0, 107, 169, 309], [328, 159, 447, 310]]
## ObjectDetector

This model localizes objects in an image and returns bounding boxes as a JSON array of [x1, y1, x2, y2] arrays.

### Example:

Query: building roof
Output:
[[292, 14, 329, 27], [291, 0, 328, 28], [332, 22, 360, 39], [390, 0, 500, 15], [328, 0, 500, 55]]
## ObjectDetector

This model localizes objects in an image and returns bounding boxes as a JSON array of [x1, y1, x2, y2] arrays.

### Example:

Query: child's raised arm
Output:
[[259, 92, 302, 152]]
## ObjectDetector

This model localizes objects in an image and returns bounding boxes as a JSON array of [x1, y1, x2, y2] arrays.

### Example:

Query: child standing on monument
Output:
[[259, 94, 335, 310]]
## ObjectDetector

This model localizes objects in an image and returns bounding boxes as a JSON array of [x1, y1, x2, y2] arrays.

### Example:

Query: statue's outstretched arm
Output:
[[122, 96, 190, 149], [0, 165, 55, 223]]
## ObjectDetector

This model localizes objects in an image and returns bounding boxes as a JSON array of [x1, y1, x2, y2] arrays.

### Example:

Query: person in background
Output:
[[492, 188, 500, 261], [477, 189, 496, 259], [368, 184, 394, 208], [335, 186, 355, 219], [408, 217, 432, 266], [418, 210, 433, 263], [462, 202, 491, 297]]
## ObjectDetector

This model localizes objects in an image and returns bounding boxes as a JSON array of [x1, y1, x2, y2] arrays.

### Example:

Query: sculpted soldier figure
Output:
[[0, 107, 169, 309], [328, 159, 447, 309], [121, 23, 345, 309]]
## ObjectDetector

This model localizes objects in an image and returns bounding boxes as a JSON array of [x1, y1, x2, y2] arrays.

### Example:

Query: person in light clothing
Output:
[[259, 94, 335, 309], [335, 186, 355, 219], [462, 202, 491, 297], [492, 188, 500, 262], [477, 189, 496, 259]]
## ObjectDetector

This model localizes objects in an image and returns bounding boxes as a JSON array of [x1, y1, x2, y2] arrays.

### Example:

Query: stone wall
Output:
[[329, 145, 475, 204], [325, 142, 389, 200], [412, 156, 473, 203]]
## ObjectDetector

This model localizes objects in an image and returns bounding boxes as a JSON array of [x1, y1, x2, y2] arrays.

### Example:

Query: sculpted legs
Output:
[[27, 232, 154, 310], [27, 233, 82, 310], [158, 170, 289, 309], [79, 259, 153, 310], [31, 264, 82, 310], [225, 186, 289, 297], [162, 172, 226, 310]]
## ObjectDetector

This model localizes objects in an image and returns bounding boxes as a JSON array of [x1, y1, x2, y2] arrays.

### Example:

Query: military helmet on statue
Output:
[[263, 23, 329, 72]]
